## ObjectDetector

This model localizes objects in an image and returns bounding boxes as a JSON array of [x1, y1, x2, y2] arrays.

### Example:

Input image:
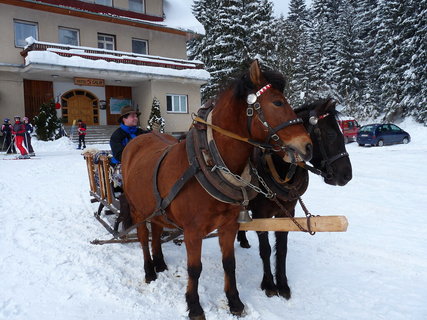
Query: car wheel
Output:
[[377, 140, 384, 147], [358, 143, 364, 146], [402, 137, 409, 144]]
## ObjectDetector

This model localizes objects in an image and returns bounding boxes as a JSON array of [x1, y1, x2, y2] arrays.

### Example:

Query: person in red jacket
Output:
[[77, 119, 87, 149], [12, 116, 30, 159]]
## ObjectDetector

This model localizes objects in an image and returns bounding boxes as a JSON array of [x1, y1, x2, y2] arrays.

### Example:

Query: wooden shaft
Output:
[[238, 216, 348, 232], [100, 155, 113, 205]]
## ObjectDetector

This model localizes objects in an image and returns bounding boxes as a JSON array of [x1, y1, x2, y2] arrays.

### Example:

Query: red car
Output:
[[338, 118, 360, 143]]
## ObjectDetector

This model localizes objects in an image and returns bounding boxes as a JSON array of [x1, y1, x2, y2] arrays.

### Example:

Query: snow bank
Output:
[[1, 121, 426, 320]]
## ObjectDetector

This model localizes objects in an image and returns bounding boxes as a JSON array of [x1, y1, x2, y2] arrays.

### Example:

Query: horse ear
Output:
[[324, 98, 337, 111], [249, 60, 265, 87]]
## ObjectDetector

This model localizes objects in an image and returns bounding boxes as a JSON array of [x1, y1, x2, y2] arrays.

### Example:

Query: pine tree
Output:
[[241, 0, 276, 68], [147, 97, 165, 132], [285, 0, 310, 104], [189, 0, 278, 101], [353, 0, 380, 119], [33, 100, 63, 141], [334, 0, 364, 116], [374, 0, 406, 121], [304, 0, 341, 100], [401, 0, 427, 124]]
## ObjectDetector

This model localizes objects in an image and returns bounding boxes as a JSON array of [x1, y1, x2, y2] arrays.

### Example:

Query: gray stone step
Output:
[[64, 125, 117, 145]]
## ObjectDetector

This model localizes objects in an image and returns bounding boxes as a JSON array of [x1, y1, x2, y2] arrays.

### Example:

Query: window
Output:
[[129, 0, 144, 13], [95, 0, 112, 6], [14, 20, 38, 47], [132, 38, 148, 54], [98, 33, 115, 50], [59, 27, 79, 46], [167, 94, 188, 113]]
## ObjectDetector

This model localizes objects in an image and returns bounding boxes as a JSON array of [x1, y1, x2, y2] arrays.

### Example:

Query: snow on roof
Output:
[[163, 0, 205, 35], [25, 50, 210, 82]]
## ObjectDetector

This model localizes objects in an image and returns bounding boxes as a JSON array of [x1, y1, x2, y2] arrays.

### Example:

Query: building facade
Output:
[[0, 0, 209, 133]]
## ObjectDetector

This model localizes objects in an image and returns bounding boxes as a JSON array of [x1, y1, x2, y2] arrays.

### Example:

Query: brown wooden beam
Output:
[[238, 216, 349, 232]]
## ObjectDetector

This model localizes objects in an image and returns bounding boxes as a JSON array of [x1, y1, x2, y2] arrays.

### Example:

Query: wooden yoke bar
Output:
[[239, 216, 348, 232]]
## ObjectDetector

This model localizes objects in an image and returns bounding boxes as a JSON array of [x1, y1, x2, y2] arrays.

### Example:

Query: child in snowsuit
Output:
[[23, 117, 35, 156], [1, 118, 16, 154], [77, 119, 87, 149], [12, 116, 30, 159]]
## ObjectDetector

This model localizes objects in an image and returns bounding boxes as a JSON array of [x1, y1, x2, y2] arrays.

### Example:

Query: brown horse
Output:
[[121, 61, 313, 319], [237, 98, 353, 298]]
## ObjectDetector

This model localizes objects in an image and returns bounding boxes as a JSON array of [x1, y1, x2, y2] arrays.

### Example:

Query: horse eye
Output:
[[273, 101, 283, 107]]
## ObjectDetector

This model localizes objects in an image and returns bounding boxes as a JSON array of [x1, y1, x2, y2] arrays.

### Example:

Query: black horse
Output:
[[237, 98, 352, 298]]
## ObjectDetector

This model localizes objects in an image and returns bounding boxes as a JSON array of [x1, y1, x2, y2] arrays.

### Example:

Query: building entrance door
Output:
[[61, 90, 99, 125]]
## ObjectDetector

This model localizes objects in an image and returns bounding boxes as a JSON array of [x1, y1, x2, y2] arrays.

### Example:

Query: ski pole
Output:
[[4, 135, 15, 155], [1, 134, 6, 154]]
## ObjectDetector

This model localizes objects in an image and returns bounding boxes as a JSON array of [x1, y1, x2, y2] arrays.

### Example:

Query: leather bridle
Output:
[[246, 84, 304, 152], [194, 83, 304, 153], [305, 110, 349, 179]]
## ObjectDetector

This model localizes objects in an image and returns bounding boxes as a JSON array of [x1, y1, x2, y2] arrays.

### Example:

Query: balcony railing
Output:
[[21, 41, 204, 70]]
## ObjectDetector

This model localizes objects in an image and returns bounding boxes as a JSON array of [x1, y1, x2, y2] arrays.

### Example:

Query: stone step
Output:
[[65, 125, 117, 145]]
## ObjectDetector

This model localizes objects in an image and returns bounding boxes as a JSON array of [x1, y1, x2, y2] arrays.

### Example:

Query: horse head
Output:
[[223, 60, 313, 163], [297, 98, 352, 186]]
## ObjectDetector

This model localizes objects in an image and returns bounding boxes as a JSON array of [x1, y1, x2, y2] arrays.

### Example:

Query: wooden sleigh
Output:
[[83, 149, 348, 245]]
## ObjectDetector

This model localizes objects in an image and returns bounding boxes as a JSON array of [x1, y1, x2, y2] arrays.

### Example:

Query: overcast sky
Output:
[[270, 0, 312, 17]]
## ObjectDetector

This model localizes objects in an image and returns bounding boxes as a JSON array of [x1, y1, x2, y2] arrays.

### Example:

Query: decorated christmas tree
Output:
[[33, 100, 63, 141], [147, 97, 165, 132]]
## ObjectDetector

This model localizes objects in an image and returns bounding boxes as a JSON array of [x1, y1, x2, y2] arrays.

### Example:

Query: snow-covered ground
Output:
[[1, 119, 426, 320]]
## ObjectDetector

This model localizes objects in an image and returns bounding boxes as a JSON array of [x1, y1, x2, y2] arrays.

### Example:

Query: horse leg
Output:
[[237, 230, 251, 248], [151, 223, 167, 273], [136, 222, 157, 283], [258, 231, 278, 297], [218, 223, 244, 316], [184, 232, 205, 320], [275, 231, 291, 299]]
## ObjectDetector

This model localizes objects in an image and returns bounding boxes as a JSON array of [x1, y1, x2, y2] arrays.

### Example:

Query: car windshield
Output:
[[359, 125, 376, 133]]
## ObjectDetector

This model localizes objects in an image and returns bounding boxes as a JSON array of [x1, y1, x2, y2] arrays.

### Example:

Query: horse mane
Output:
[[210, 63, 287, 102], [233, 69, 286, 99], [294, 98, 340, 119]]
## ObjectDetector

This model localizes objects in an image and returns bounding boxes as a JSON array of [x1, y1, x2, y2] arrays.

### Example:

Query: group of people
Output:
[[1, 116, 35, 159]]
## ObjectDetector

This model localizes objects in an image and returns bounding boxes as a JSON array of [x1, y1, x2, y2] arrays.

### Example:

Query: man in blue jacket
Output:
[[109, 105, 149, 230], [110, 105, 149, 165]]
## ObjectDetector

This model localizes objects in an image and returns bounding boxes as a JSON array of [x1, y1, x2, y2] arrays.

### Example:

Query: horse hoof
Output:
[[264, 289, 279, 298], [155, 264, 168, 273], [189, 313, 205, 320], [144, 273, 157, 283], [278, 288, 291, 300], [239, 241, 251, 249], [231, 308, 246, 317]]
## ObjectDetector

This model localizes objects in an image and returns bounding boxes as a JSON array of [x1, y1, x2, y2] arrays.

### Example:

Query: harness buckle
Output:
[[271, 134, 280, 141], [246, 106, 254, 117]]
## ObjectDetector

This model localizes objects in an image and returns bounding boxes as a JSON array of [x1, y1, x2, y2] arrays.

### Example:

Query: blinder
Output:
[[307, 110, 349, 176]]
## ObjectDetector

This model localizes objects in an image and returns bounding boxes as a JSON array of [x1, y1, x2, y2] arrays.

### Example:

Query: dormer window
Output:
[[129, 0, 144, 13]]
